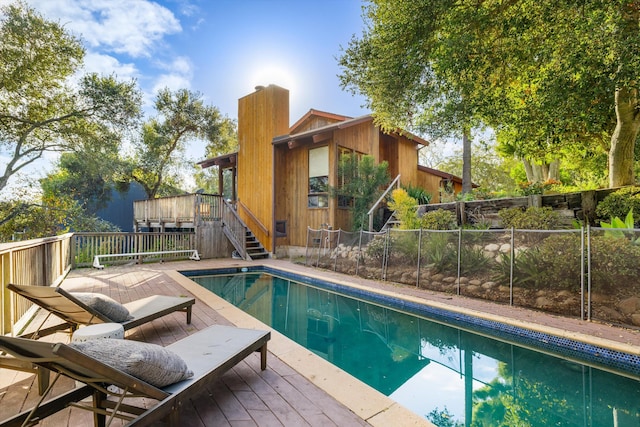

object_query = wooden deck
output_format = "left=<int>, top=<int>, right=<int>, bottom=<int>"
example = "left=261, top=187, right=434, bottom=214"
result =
left=0, top=260, right=379, bottom=427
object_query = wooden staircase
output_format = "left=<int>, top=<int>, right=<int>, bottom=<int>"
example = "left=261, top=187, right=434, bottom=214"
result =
left=245, top=230, right=269, bottom=259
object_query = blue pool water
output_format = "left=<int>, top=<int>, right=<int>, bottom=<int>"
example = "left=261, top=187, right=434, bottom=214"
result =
left=183, top=267, right=640, bottom=426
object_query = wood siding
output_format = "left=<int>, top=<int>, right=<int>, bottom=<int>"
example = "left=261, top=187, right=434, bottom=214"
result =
left=237, top=85, right=289, bottom=253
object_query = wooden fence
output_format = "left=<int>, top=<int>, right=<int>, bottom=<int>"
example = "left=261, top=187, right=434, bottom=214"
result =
left=421, top=188, right=620, bottom=227
left=0, top=234, right=73, bottom=335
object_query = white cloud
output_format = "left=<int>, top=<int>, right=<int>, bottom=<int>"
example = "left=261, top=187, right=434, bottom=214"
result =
left=31, top=0, right=181, bottom=58
left=83, top=52, right=139, bottom=80
left=151, top=56, right=193, bottom=94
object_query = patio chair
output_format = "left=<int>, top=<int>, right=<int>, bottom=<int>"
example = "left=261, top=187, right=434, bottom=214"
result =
left=3, top=284, right=196, bottom=394
left=7, top=283, right=195, bottom=338
left=0, top=324, right=270, bottom=427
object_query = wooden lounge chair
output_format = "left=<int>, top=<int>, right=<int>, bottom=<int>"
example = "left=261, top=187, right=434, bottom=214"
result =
left=4, top=284, right=196, bottom=395
left=7, top=283, right=195, bottom=337
left=0, top=325, right=270, bottom=427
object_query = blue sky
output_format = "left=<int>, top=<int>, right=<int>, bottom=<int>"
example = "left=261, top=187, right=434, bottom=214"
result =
left=12, top=0, right=371, bottom=163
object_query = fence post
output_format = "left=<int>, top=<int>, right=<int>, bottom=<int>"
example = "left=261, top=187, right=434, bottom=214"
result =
left=580, top=226, right=585, bottom=321
left=456, top=228, right=462, bottom=295
left=382, top=228, right=390, bottom=281
left=509, top=227, right=515, bottom=306
left=416, top=228, right=422, bottom=288
left=587, top=225, right=592, bottom=321
left=356, top=230, right=363, bottom=276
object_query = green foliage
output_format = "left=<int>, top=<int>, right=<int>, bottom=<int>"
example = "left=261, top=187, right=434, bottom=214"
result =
left=403, top=184, right=431, bottom=205
left=330, top=154, right=390, bottom=231
left=129, top=88, right=227, bottom=198
left=387, top=188, right=420, bottom=229
left=0, top=2, right=142, bottom=194
left=493, top=234, right=582, bottom=290
left=590, top=235, right=640, bottom=291
left=517, top=179, right=562, bottom=196
left=498, top=207, right=560, bottom=230
left=596, top=187, right=640, bottom=225
left=338, top=0, right=640, bottom=188
left=420, top=209, right=457, bottom=230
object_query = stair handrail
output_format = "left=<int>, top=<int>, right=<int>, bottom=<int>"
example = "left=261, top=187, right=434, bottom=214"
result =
left=367, top=174, right=401, bottom=231
left=237, top=200, right=270, bottom=237
left=221, top=199, right=248, bottom=259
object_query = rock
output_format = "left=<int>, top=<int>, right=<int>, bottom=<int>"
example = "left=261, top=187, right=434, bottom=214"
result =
left=499, top=243, right=511, bottom=253
left=443, top=276, right=457, bottom=283
left=469, top=279, right=482, bottom=286
left=482, top=281, right=496, bottom=290
left=465, top=285, right=481, bottom=294
left=535, top=296, right=553, bottom=308
left=457, top=277, right=469, bottom=284
left=631, top=313, right=640, bottom=327
left=431, top=273, right=445, bottom=281
left=598, top=306, right=625, bottom=322
left=618, top=297, right=640, bottom=315
left=485, top=243, right=499, bottom=252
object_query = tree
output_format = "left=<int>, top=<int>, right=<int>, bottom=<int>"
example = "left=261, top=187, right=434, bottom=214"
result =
left=193, top=117, right=238, bottom=193
left=330, top=153, right=389, bottom=231
left=129, top=88, right=229, bottom=199
left=0, top=2, right=141, bottom=194
left=41, top=131, right=129, bottom=215
left=339, top=1, right=640, bottom=188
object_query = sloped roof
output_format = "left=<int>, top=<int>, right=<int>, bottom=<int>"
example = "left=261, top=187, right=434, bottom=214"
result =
left=273, top=113, right=429, bottom=147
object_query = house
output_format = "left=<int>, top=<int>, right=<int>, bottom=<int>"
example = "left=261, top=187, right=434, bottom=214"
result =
left=198, top=84, right=463, bottom=258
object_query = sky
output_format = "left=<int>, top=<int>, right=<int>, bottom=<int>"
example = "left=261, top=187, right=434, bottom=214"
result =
left=8, top=0, right=372, bottom=167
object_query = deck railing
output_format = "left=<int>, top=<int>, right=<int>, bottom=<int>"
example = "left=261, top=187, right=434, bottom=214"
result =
left=0, top=234, right=73, bottom=335
left=73, top=232, right=196, bottom=268
left=133, top=193, right=224, bottom=225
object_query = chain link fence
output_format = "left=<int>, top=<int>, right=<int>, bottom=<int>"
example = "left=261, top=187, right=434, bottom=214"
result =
left=304, top=226, right=640, bottom=329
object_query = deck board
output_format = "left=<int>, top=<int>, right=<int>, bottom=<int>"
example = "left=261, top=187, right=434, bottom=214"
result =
left=0, top=261, right=375, bottom=427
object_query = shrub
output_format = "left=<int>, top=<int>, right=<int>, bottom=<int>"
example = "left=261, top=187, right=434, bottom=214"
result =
left=420, top=209, right=458, bottom=230
left=596, top=186, right=640, bottom=226
left=388, top=188, right=420, bottom=229
left=403, top=184, right=432, bottom=205
left=492, top=233, right=582, bottom=290
left=498, top=206, right=560, bottom=230
left=590, top=235, right=640, bottom=292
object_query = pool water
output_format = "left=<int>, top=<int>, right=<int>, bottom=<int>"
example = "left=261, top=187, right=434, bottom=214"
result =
left=188, top=271, right=640, bottom=426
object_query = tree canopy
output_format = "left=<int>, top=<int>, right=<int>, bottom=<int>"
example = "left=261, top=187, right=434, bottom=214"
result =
left=339, top=0, right=640, bottom=188
left=128, top=88, right=231, bottom=199
left=0, top=2, right=141, bottom=194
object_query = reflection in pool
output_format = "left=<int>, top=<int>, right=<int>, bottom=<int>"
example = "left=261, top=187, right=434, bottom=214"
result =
left=188, top=271, right=640, bottom=426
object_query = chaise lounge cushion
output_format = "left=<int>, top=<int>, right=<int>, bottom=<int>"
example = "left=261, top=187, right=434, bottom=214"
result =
left=69, top=339, right=194, bottom=387
left=71, top=292, right=133, bottom=322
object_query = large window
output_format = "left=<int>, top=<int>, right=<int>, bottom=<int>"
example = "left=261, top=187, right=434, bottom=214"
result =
left=308, top=146, right=329, bottom=208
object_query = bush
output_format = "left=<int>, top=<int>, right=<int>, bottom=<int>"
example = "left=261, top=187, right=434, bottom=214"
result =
left=596, top=186, right=640, bottom=226
left=403, top=184, right=432, bottom=205
left=420, top=209, right=458, bottom=230
left=388, top=188, right=420, bottom=230
left=590, top=235, right=640, bottom=292
left=498, top=206, right=560, bottom=230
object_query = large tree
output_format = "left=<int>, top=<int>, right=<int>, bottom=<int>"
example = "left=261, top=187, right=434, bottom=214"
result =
left=339, top=0, right=640, bottom=188
left=0, top=2, right=141, bottom=194
left=129, top=88, right=230, bottom=199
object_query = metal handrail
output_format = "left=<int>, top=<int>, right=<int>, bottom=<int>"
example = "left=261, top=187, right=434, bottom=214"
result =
left=367, top=174, right=401, bottom=231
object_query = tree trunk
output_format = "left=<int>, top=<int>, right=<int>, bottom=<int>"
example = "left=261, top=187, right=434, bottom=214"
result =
left=609, top=86, right=640, bottom=187
left=462, top=126, right=472, bottom=193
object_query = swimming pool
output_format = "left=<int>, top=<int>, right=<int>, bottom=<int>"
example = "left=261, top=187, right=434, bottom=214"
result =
left=183, top=266, right=640, bottom=426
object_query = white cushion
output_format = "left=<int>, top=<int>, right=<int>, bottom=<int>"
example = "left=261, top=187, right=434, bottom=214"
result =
left=71, top=292, right=133, bottom=322
left=69, top=338, right=194, bottom=388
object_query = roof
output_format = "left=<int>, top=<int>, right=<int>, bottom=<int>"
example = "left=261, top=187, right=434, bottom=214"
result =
left=418, top=165, right=477, bottom=187
left=289, top=109, right=352, bottom=134
left=273, top=114, right=430, bottom=148
left=197, top=152, right=237, bottom=169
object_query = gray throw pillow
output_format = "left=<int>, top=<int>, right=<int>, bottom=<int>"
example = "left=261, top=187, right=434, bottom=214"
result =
left=71, top=292, right=133, bottom=322
left=69, top=339, right=194, bottom=388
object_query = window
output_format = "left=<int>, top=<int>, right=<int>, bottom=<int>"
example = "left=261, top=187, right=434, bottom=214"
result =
left=308, top=146, right=329, bottom=208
